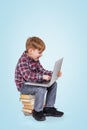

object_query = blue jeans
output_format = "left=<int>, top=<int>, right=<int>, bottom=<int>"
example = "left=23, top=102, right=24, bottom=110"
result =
left=20, top=82, right=57, bottom=112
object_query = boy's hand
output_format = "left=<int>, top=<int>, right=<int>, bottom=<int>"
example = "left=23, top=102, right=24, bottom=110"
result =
left=57, top=71, right=62, bottom=77
left=43, top=75, right=51, bottom=81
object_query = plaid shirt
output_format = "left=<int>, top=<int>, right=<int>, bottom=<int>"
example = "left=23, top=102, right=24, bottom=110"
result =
left=15, top=51, right=52, bottom=91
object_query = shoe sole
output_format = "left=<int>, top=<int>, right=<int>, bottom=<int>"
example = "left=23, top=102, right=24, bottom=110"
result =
left=44, top=113, right=64, bottom=117
left=33, top=115, right=46, bottom=121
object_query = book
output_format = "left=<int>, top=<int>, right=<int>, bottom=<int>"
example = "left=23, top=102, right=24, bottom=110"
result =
left=23, top=112, right=31, bottom=116
left=20, top=94, right=35, bottom=115
left=21, top=98, right=35, bottom=103
left=22, top=101, right=34, bottom=106
left=23, top=105, right=34, bottom=110
left=20, top=94, right=35, bottom=100
left=22, top=108, right=33, bottom=114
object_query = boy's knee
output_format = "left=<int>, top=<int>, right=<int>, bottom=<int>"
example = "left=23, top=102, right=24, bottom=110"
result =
left=37, top=87, right=46, bottom=95
left=49, top=82, right=57, bottom=91
left=52, top=82, right=57, bottom=88
left=54, top=81, right=57, bottom=86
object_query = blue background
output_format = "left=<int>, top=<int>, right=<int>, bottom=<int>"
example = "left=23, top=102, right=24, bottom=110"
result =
left=0, top=0, right=87, bottom=130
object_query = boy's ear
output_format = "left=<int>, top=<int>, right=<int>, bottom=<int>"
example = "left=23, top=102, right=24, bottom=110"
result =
left=28, top=48, right=33, bottom=53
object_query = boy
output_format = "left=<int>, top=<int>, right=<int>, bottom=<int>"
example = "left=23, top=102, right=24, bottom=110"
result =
left=15, top=36, right=64, bottom=121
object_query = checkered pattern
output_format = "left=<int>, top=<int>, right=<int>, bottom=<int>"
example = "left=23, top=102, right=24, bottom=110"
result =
left=15, top=51, right=52, bottom=91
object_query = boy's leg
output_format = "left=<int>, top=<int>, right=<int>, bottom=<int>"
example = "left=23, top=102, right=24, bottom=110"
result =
left=45, top=82, right=57, bottom=107
left=20, top=84, right=47, bottom=111
left=44, top=82, right=64, bottom=117
left=20, top=84, right=47, bottom=121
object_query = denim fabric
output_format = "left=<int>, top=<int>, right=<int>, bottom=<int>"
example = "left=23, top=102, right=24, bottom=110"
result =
left=20, top=82, right=57, bottom=112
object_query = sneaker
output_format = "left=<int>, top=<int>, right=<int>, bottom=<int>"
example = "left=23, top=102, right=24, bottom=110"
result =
left=32, top=110, right=46, bottom=121
left=43, top=107, right=64, bottom=117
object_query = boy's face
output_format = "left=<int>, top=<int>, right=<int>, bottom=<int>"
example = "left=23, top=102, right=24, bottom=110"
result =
left=28, top=48, right=43, bottom=61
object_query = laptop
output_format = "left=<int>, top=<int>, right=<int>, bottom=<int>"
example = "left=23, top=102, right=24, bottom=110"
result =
left=25, top=58, right=63, bottom=87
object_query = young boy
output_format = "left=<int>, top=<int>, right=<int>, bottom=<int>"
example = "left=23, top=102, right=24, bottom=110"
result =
left=15, top=36, right=64, bottom=121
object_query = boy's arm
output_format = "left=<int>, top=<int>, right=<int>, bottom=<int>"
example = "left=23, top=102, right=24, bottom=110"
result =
left=38, top=61, right=53, bottom=76
left=18, top=59, right=43, bottom=83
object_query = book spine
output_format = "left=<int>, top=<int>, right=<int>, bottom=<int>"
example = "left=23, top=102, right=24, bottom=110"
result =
left=22, top=108, right=33, bottom=114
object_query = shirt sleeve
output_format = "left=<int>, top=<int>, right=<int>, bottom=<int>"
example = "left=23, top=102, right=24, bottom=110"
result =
left=38, top=61, right=53, bottom=76
left=18, top=58, right=43, bottom=83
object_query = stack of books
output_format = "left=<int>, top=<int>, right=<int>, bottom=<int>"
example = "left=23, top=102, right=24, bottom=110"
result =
left=20, top=94, right=35, bottom=115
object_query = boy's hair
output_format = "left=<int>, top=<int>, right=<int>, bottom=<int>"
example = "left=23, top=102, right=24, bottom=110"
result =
left=26, top=37, right=46, bottom=52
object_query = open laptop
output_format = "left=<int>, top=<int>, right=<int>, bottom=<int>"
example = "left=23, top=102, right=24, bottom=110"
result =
left=25, top=58, right=63, bottom=87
